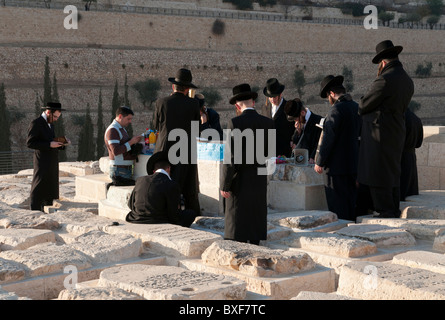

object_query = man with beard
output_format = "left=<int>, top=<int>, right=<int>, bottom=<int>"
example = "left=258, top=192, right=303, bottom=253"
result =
left=27, top=102, right=70, bottom=211
left=284, top=98, right=323, bottom=164
left=358, top=40, right=414, bottom=218
left=314, top=75, right=360, bottom=221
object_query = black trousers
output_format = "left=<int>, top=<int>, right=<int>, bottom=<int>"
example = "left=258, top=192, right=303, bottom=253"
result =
left=179, top=209, right=198, bottom=228
left=368, top=185, right=401, bottom=218
left=324, top=174, right=357, bottom=221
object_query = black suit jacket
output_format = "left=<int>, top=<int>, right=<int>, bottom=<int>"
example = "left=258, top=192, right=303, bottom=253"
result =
left=126, top=172, right=181, bottom=225
left=221, top=109, right=275, bottom=241
left=261, top=99, right=295, bottom=157
left=316, top=95, right=360, bottom=176
left=26, top=115, right=61, bottom=210
left=292, top=111, right=323, bottom=160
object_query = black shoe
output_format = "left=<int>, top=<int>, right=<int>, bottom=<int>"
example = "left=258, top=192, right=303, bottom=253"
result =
left=378, top=212, right=396, bottom=218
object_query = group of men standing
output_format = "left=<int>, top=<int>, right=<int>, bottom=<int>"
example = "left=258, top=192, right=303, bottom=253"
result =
left=26, top=40, right=422, bottom=246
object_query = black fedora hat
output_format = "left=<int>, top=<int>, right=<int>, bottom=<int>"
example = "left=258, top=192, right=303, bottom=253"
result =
left=146, top=151, right=170, bottom=175
left=41, top=102, right=65, bottom=111
left=284, top=99, right=304, bottom=122
left=372, top=40, right=403, bottom=64
left=319, top=75, right=344, bottom=98
left=263, top=78, right=285, bottom=97
left=168, top=68, right=197, bottom=88
left=229, top=83, right=258, bottom=105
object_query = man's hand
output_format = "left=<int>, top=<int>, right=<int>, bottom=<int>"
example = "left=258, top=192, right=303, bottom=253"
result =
left=129, top=135, right=143, bottom=145
left=220, top=190, right=231, bottom=199
left=50, top=141, right=63, bottom=148
left=201, top=112, right=208, bottom=124
left=314, top=164, right=323, bottom=174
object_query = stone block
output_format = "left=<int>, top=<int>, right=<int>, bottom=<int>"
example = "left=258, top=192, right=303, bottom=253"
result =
left=359, top=217, right=445, bottom=241
left=98, top=199, right=130, bottom=222
left=415, top=143, right=428, bottom=166
left=337, top=261, right=445, bottom=300
left=181, top=259, right=335, bottom=300
left=392, top=251, right=445, bottom=275
left=59, top=161, right=100, bottom=176
left=201, top=240, right=315, bottom=277
left=417, top=166, right=440, bottom=190
left=267, top=181, right=327, bottom=211
left=0, top=287, right=22, bottom=300
left=98, top=264, right=246, bottom=300
left=103, top=222, right=222, bottom=258
left=0, top=243, right=92, bottom=278
left=433, top=230, right=445, bottom=253
left=0, top=258, right=26, bottom=284
left=68, top=230, right=143, bottom=265
left=267, top=210, right=338, bottom=229
left=279, top=231, right=377, bottom=258
left=334, top=224, right=416, bottom=247
left=0, top=208, right=60, bottom=230
left=400, top=191, right=445, bottom=219
left=106, top=185, right=134, bottom=208
left=50, top=210, right=118, bottom=236
left=74, top=174, right=111, bottom=202
left=428, top=142, right=445, bottom=167
left=291, top=291, right=357, bottom=300
left=0, top=229, right=56, bottom=251
left=57, top=287, right=145, bottom=300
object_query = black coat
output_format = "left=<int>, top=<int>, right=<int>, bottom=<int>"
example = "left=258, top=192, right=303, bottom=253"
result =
left=400, top=108, right=423, bottom=201
left=26, top=115, right=61, bottom=211
left=126, top=172, right=181, bottom=225
left=261, top=99, right=295, bottom=157
left=292, top=111, right=323, bottom=160
left=358, top=60, right=414, bottom=188
left=153, top=92, right=201, bottom=214
left=316, top=95, right=360, bottom=175
left=220, top=109, right=275, bottom=241
left=200, top=107, right=223, bottom=141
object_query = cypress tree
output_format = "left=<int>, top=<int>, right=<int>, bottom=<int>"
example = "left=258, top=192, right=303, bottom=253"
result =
left=123, top=73, right=133, bottom=137
left=96, top=88, right=105, bottom=159
left=43, top=56, right=52, bottom=106
left=111, top=80, right=120, bottom=123
left=77, top=104, right=95, bottom=161
left=52, top=72, right=67, bottom=162
left=0, top=83, right=11, bottom=174
left=34, top=91, right=41, bottom=117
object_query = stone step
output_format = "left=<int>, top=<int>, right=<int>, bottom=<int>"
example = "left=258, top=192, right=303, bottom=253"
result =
left=392, top=250, right=445, bottom=274
left=400, top=191, right=445, bottom=219
left=74, top=174, right=111, bottom=202
left=337, top=260, right=445, bottom=300
left=98, top=199, right=129, bottom=222
left=97, top=264, right=247, bottom=300
left=0, top=229, right=56, bottom=251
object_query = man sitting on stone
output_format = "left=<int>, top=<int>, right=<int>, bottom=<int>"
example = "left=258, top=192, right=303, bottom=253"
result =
left=125, top=151, right=197, bottom=227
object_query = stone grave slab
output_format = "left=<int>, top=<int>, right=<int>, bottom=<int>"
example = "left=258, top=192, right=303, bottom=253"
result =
left=0, top=287, right=22, bottom=300
left=291, top=291, right=357, bottom=300
left=359, top=217, right=445, bottom=241
left=337, top=260, right=445, bottom=300
left=0, top=258, right=26, bottom=284
left=58, top=287, right=145, bottom=300
left=103, top=222, right=222, bottom=258
left=433, top=229, right=445, bottom=252
left=98, top=264, right=246, bottom=300
left=400, top=191, right=445, bottom=219
left=50, top=211, right=117, bottom=236
left=67, top=230, right=142, bottom=265
left=59, top=161, right=100, bottom=176
left=180, top=258, right=335, bottom=300
left=201, top=240, right=315, bottom=277
left=0, top=243, right=92, bottom=278
left=278, top=231, right=377, bottom=258
left=0, top=229, right=56, bottom=251
left=267, top=210, right=338, bottom=229
left=334, top=224, right=416, bottom=247
left=0, top=208, right=60, bottom=230
left=392, top=251, right=445, bottom=275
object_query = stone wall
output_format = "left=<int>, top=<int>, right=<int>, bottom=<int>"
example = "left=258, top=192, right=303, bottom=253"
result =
left=1, top=6, right=445, bottom=160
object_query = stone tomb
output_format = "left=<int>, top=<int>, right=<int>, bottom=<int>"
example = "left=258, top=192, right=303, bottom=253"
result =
left=83, top=264, right=247, bottom=300
left=181, top=240, right=335, bottom=300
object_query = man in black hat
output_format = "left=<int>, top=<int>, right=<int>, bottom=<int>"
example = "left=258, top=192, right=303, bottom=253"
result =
left=126, top=151, right=197, bottom=227
left=220, top=83, right=275, bottom=245
left=358, top=40, right=414, bottom=218
left=284, top=98, right=323, bottom=163
left=196, top=93, right=223, bottom=141
left=314, top=75, right=360, bottom=221
left=262, top=78, right=295, bottom=157
left=153, top=68, right=201, bottom=217
left=27, top=102, right=70, bottom=211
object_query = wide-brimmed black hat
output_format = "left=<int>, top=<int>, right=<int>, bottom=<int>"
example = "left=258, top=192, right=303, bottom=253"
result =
left=229, top=83, right=258, bottom=105
left=284, top=99, right=304, bottom=122
left=319, top=75, right=344, bottom=98
left=372, top=40, right=403, bottom=64
left=146, top=151, right=170, bottom=175
left=195, top=93, right=205, bottom=109
left=263, top=78, right=285, bottom=97
left=41, top=102, right=65, bottom=111
left=168, top=68, right=197, bottom=88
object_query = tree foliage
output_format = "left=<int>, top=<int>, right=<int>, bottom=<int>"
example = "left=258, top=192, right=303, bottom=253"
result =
left=132, top=78, right=161, bottom=109
left=77, top=104, right=96, bottom=161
